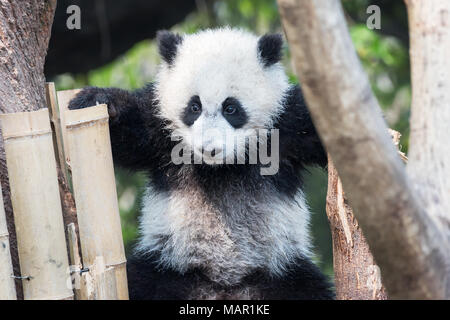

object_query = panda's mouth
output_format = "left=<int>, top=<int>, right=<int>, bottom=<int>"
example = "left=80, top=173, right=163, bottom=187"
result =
left=209, top=149, right=218, bottom=157
left=199, top=147, right=225, bottom=165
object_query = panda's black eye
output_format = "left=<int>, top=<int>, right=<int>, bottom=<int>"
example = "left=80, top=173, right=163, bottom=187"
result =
left=191, top=102, right=201, bottom=113
left=224, top=105, right=236, bottom=115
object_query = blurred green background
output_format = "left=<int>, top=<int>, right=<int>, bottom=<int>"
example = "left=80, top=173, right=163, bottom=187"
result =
left=53, top=0, right=411, bottom=280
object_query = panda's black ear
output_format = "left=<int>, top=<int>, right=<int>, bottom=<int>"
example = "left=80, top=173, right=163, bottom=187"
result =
left=157, top=30, right=183, bottom=66
left=257, top=33, right=283, bottom=67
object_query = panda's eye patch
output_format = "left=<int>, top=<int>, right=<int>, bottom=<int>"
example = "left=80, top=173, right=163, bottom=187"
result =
left=222, top=97, right=248, bottom=128
left=182, top=95, right=202, bottom=126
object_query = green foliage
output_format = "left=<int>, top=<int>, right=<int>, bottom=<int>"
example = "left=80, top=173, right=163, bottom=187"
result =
left=303, top=167, right=334, bottom=277
left=350, top=24, right=411, bottom=150
left=115, top=169, right=147, bottom=254
left=53, top=0, right=412, bottom=278
left=214, top=0, right=280, bottom=32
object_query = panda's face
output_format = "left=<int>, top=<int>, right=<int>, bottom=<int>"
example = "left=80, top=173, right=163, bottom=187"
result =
left=155, top=28, right=289, bottom=163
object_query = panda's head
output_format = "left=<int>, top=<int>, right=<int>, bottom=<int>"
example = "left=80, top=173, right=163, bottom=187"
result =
left=155, top=28, right=289, bottom=164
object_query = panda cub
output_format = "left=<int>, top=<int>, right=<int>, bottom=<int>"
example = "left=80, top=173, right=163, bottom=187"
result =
left=69, top=28, right=334, bottom=300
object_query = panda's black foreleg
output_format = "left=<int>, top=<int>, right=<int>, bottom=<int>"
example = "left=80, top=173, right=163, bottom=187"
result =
left=276, top=85, right=327, bottom=169
left=245, top=258, right=335, bottom=300
left=68, top=85, right=169, bottom=171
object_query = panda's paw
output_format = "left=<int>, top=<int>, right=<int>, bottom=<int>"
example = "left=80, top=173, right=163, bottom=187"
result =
left=68, top=87, right=119, bottom=120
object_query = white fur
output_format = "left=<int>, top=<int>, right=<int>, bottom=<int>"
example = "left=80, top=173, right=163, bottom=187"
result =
left=155, top=28, right=289, bottom=160
left=137, top=183, right=311, bottom=285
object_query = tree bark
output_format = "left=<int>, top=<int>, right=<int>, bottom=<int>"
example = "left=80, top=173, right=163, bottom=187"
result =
left=0, top=0, right=57, bottom=298
left=326, top=157, right=387, bottom=300
left=278, top=0, right=449, bottom=299
left=405, top=0, right=450, bottom=255
left=326, top=130, right=405, bottom=300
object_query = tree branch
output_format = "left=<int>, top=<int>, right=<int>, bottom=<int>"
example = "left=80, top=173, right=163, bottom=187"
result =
left=277, top=0, right=449, bottom=299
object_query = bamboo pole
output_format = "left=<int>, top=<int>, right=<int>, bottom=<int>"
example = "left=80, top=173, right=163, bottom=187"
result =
left=46, top=83, right=81, bottom=281
left=65, top=104, right=128, bottom=300
left=0, top=109, right=73, bottom=300
left=0, top=180, right=16, bottom=300
left=66, top=223, right=85, bottom=299
left=56, top=89, right=81, bottom=166
left=46, top=83, right=71, bottom=187
left=46, top=83, right=81, bottom=297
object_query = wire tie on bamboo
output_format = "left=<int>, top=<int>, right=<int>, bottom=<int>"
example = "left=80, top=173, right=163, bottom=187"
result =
left=12, top=275, right=32, bottom=281
left=70, top=267, right=90, bottom=275
left=80, top=268, right=90, bottom=274
left=79, top=260, right=126, bottom=275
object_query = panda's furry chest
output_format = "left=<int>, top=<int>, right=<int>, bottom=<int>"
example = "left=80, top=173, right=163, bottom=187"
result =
left=137, top=168, right=311, bottom=286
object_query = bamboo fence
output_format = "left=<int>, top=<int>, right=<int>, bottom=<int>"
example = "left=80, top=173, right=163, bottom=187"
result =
left=0, top=109, right=73, bottom=300
left=0, top=83, right=128, bottom=300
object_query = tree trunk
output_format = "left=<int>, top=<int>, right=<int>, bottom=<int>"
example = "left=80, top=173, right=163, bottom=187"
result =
left=326, top=131, right=407, bottom=300
left=326, top=156, right=387, bottom=300
left=278, top=0, right=449, bottom=299
left=405, top=0, right=450, bottom=253
left=0, top=0, right=57, bottom=298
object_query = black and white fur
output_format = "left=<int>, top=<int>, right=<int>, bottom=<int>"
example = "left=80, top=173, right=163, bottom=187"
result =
left=69, top=28, right=334, bottom=300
